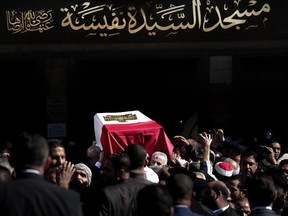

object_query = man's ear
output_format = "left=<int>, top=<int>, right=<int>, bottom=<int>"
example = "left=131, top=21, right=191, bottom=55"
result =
left=144, top=158, right=149, bottom=167
left=44, top=156, right=52, bottom=173
left=241, top=188, right=247, bottom=197
left=216, top=190, right=222, bottom=197
left=144, top=153, right=149, bottom=167
left=117, top=168, right=126, bottom=180
left=273, top=190, right=278, bottom=202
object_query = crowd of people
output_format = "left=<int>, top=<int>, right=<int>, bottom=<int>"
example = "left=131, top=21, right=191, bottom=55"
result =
left=0, top=126, right=288, bottom=216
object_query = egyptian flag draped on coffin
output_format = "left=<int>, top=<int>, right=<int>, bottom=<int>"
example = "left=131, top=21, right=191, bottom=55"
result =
left=94, top=110, right=174, bottom=159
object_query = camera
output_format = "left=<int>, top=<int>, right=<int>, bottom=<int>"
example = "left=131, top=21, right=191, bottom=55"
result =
left=258, top=146, right=269, bottom=158
left=208, top=128, right=216, bottom=134
left=207, top=128, right=216, bottom=138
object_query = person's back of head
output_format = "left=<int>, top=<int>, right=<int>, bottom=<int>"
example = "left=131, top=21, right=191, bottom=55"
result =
left=137, top=184, right=174, bottom=216
left=110, top=151, right=131, bottom=171
left=211, top=180, right=230, bottom=201
left=166, top=173, right=194, bottom=206
left=11, top=132, right=49, bottom=174
left=246, top=172, right=276, bottom=208
left=192, top=171, right=209, bottom=201
left=203, top=180, right=231, bottom=212
left=124, top=143, right=147, bottom=170
left=102, top=151, right=131, bottom=184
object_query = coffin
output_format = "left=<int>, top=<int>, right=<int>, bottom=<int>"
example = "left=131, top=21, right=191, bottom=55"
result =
left=94, top=110, right=174, bottom=159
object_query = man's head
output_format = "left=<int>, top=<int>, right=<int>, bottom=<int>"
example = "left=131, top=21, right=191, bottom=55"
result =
left=11, top=132, right=49, bottom=174
left=102, top=152, right=131, bottom=185
left=48, top=139, right=66, bottom=168
left=124, top=143, right=147, bottom=171
left=245, top=172, right=276, bottom=208
left=202, top=180, right=230, bottom=211
left=69, top=163, right=92, bottom=192
left=86, top=144, right=102, bottom=167
left=240, top=150, right=259, bottom=177
left=73, top=163, right=92, bottom=186
left=150, top=151, right=168, bottom=166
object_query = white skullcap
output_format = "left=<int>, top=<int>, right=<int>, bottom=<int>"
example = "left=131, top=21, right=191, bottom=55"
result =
left=74, top=163, right=92, bottom=186
left=214, top=161, right=233, bottom=177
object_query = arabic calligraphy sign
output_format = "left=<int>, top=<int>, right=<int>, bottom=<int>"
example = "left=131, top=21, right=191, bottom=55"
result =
left=1, top=0, right=288, bottom=43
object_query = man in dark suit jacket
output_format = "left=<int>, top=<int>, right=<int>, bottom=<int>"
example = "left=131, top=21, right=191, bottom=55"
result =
left=246, top=172, right=279, bottom=216
left=202, top=180, right=240, bottom=216
left=84, top=143, right=153, bottom=216
left=165, top=172, right=202, bottom=216
left=0, top=132, right=83, bottom=216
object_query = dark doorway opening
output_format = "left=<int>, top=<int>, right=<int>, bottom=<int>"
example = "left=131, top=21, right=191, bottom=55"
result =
left=0, top=58, right=46, bottom=142
left=68, top=57, right=201, bottom=144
